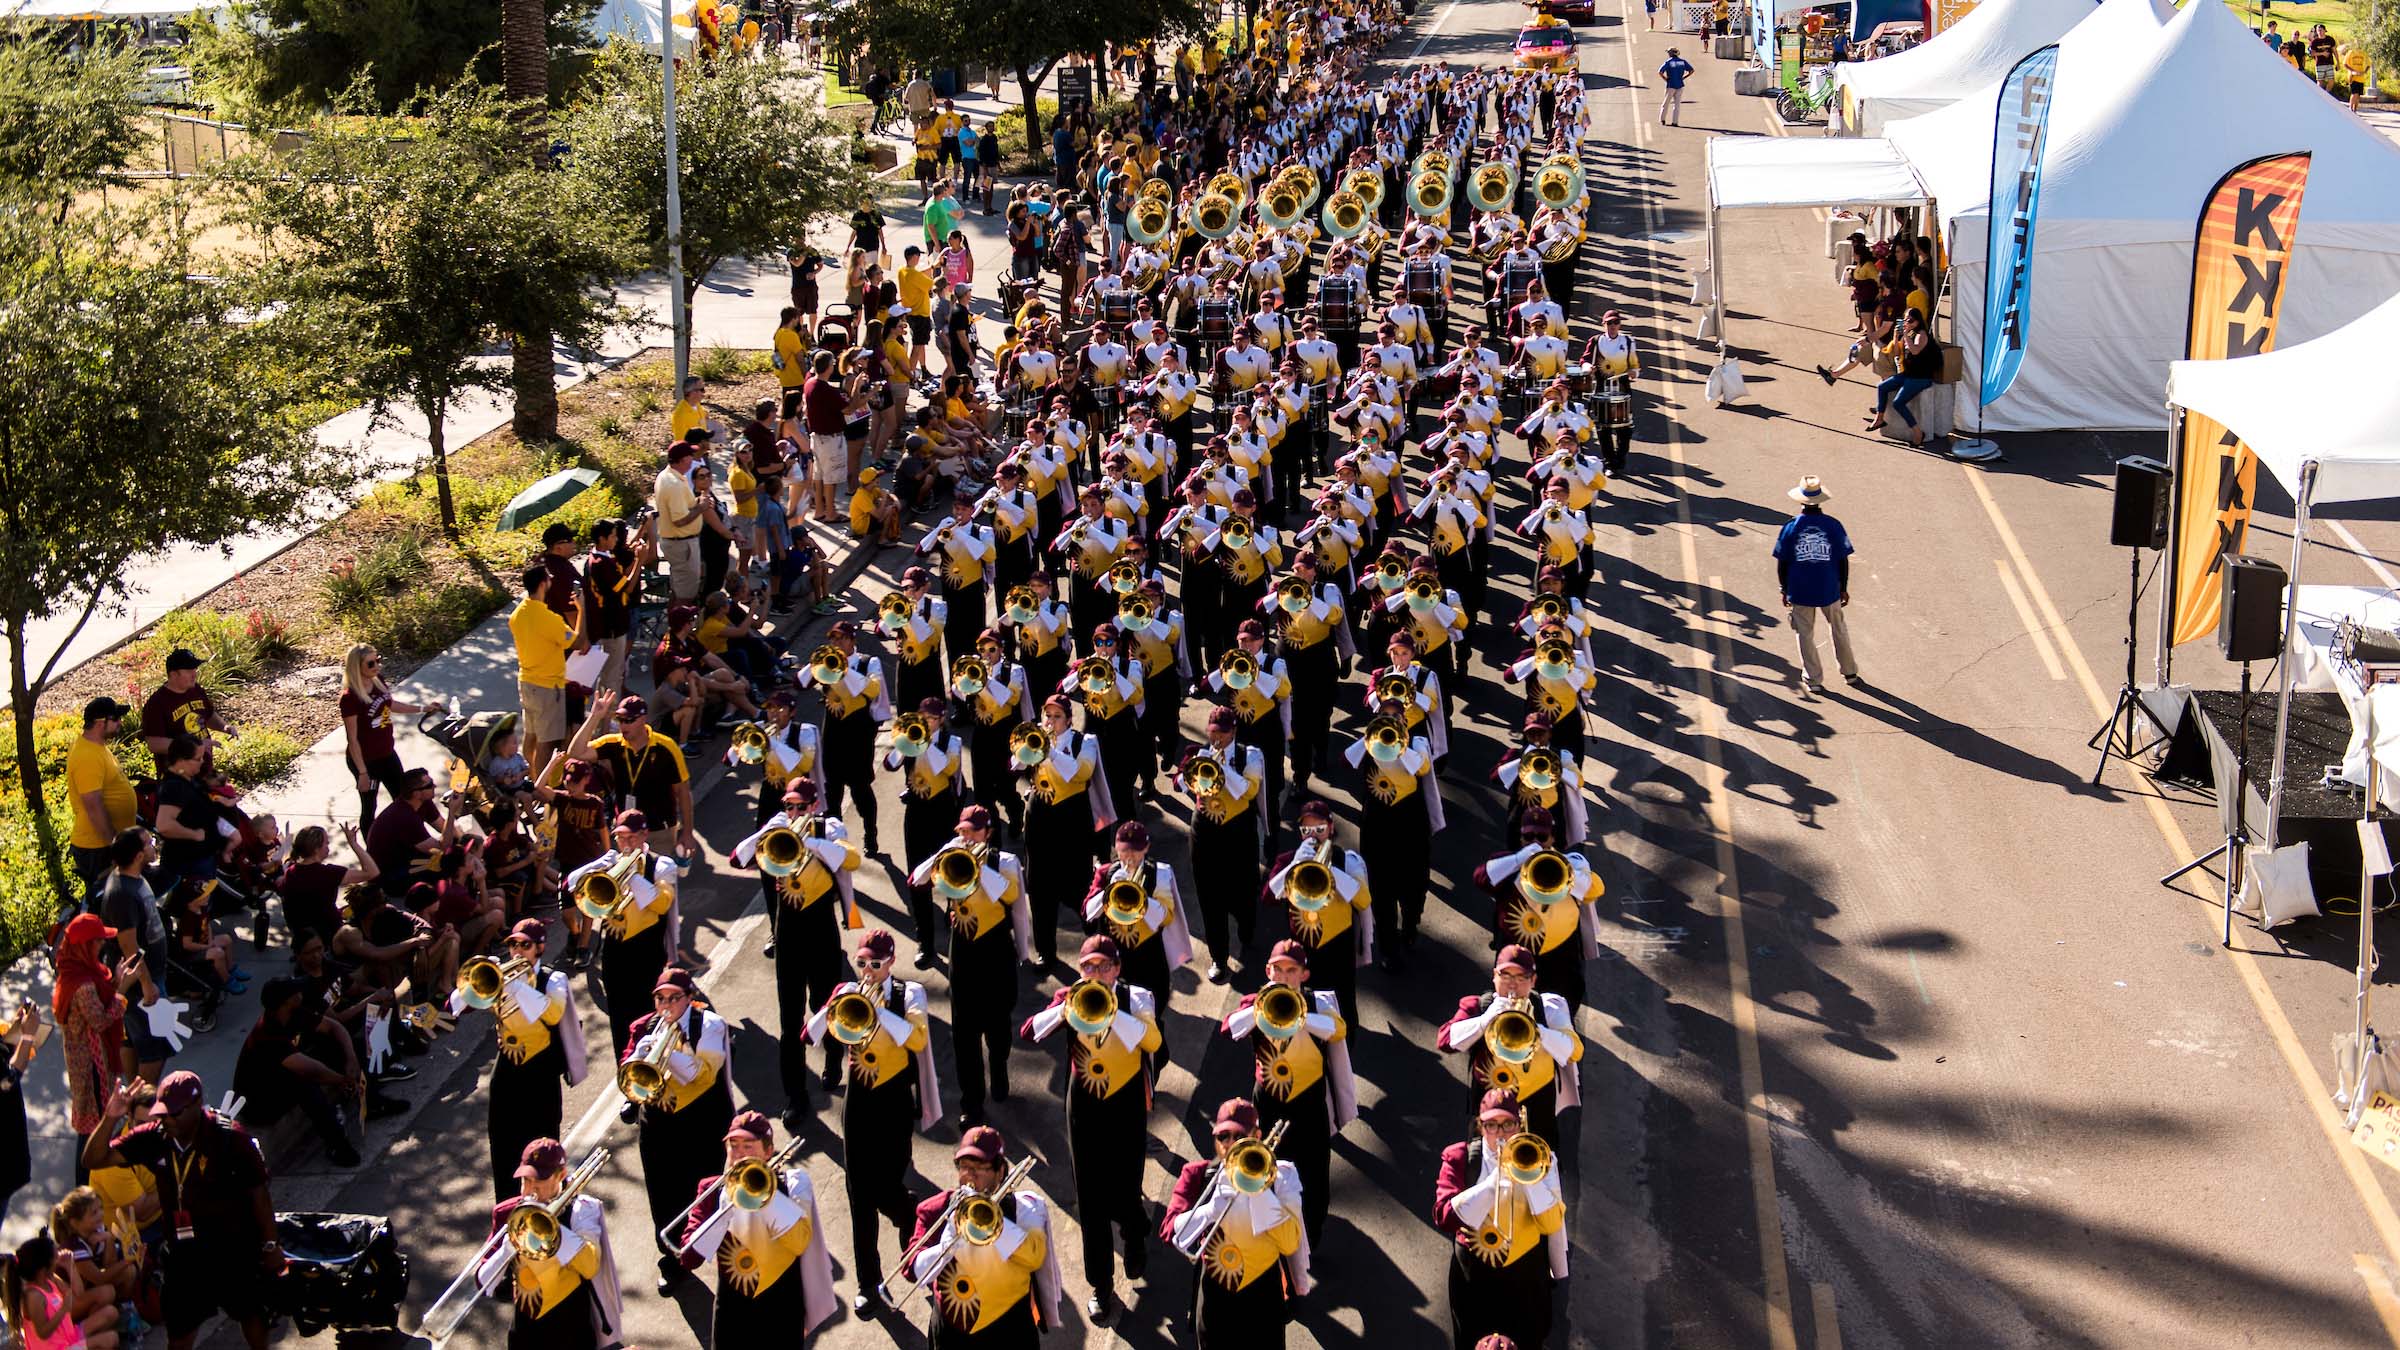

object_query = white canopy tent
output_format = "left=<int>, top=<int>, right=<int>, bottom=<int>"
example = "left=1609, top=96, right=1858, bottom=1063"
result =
left=1884, top=0, right=2400, bottom=432
left=1833, top=0, right=2100, bottom=135
left=1702, top=135, right=1929, bottom=345
left=585, top=0, right=696, bottom=51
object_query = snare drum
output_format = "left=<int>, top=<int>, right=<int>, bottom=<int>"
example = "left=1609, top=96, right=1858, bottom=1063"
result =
left=1100, top=290, right=1137, bottom=326
left=1600, top=378, right=1632, bottom=429
left=1563, top=362, right=1592, bottom=397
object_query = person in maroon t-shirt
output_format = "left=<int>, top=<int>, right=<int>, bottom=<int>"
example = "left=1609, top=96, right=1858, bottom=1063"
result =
left=141, top=648, right=232, bottom=775
left=801, top=349, right=859, bottom=522
left=338, top=644, right=441, bottom=829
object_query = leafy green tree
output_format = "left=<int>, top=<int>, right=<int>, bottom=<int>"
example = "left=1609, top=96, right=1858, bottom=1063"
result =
left=502, top=0, right=564, bottom=442
left=191, top=0, right=601, bottom=114
left=2360, top=4, right=2400, bottom=100
left=235, top=80, right=644, bottom=530
left=0, top=40, right=147, bottom=209
left=0, top=194, right=360, bottom=897
left=560, top=42, right=866, bottom=339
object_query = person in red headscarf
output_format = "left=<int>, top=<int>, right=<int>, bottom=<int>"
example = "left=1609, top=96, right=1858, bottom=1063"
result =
left=53, top=912, right=132, bottom=1145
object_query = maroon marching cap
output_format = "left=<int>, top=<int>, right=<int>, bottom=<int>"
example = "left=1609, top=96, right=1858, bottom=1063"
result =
left=724, top=1111, right=774, bottom=1145
left=508, top=917, right=548, bottom=948
left=1236, top=618, right=1266, bottom=639
left=902, top=566, right=933, bottom=587
left=855, top=929, right=898, bottom=962
left=783, top=776, right=820, bottom=805
left=1495, top=944, right=1537, bottom=975
left=916, top=696, right=947, bottom=715
left=955, top=1124, right=1007, bottom=1163
left=1078, top=933, right=1124, bottom=965
left=614, top=694, right=650, bottom=718
left=1115, top=820, right=1151, bottom=849
left=515, top=1138, right=568, bottom=1179
left=766, top=689, right=797, bottom=709
left=653, top=967, right=697, bottom=997
left=1268, top=938, right=1313, bottom=969
left=1522, top=710, right=1555, bottom=733
left=828, top=620, right=859, bottom=640
left=977, top=627, right=1006, bottom=646
left=1231, top=488, right=1257, bottom=508
left=1476, top=1337, right=1522, bottom=1350
left=614, top=808, right=649, bottom=833
left=1212, top=1099, right=1262, bottom=1137
left=1387, top=631, right=1419, bottom=651
left=1299, top=799, right=1333, bottom=823
left=1536, top=565, right=1566, bottom=583
left=151, top=1070, right=204, bottom=1117
left=1519, top=806, right=1555, bottom=837
left=1478, top=1088, right=1524, bottom=1123
left=958, top=804, right=996, bottom=832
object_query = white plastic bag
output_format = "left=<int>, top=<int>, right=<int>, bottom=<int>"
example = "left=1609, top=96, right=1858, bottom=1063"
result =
left=1688, top=267, right=1711, bottom=307
left=1704, top=357, right=1747, bottom=406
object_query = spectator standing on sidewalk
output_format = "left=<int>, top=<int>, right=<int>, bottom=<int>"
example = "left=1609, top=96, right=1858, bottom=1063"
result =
left=935, top=97, right=964, bottom=173
left=583, top=519, right=646, bottom=696
left=66, top=697, right=137, bottom=892
left=53, top=911, right=131, bottom=1150
left=850, top=199, right=888, bottom=271
left=902, top=69, right=935, bottom=127
left=2341, top=40, right=2371, bottom=112
left=801, top=351, right=856, bottom=522
left=1659, top=48, right=1694, bottom=126
left=958, top=119, right=985, bottom=209
left=1773, top=475, right=1860, bottom=696
left=509, top=563, right=584, bottom=775
left=654, top=439, right=707, bottom=601
left=140, top=648, right=233, bottom=776
left=339, top=646, right=439, bottom=830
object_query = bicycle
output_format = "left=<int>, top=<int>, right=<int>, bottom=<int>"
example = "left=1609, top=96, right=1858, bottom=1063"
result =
left=1773, top=70, right=1838, bottom=125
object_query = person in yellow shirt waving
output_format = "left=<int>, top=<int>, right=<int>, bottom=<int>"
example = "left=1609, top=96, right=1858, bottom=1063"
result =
left=509, top=563, right=585, bottom=775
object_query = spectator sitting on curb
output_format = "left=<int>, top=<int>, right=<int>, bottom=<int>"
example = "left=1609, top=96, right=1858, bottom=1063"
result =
left=232, top=976, right=369, bottom=1166
left=335, top=881, right=459, bottom=1005
left=650, top=655, right=709, bottom=745
left=851, top=466, right=903, bottom=543
left=364, top=766, right=467, bottom=894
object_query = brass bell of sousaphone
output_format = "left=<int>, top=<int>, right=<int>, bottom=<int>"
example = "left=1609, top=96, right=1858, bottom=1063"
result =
left=1322, top=189, right=1369, bottom=238
left=1343, top=165, right=1385, bottom=213
left=1469, top=161, right=1517, bottom=213
left=1207, top=171, right=1250, bottom=211
left=1536, top=155, right=1584, bottom=209
left=1192, top=192, right=1239, bottom=240
left=1130, top=194, right=1173, bottom=246
left=1409, top=170, right=1452, bottom=220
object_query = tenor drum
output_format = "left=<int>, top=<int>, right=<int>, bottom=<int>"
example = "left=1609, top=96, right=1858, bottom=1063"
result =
left=1100, top=290, right=1137, bottom=326
left=1600, top=379, right=1632, bottom=429
left=1563, top=362, right=1592, bottom=397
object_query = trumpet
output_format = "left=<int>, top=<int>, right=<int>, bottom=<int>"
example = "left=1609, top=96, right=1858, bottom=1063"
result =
left=1519, top=747, right=1560, bottom=793
left=892, top=711, right=933, bottom=757
left=419, top=1147, right=612, bottom=1341
left=1535, top=637, right=1574, bottom=672
left=1219, top=648, right=1257, bottom=689
left=1102, top=877, right=1149, bottom=929
left=1521, top=848, right=1575, bottom=903
left=1363, top=715, right=1408, bottom=760
left=879, top=1155, right=1039, bottom=1310
left=1180, top=1120, right=1292, bottom=1259
left=1404, top=575, right=1440, bottom=605
left=619, top=1019, right=686, bottom=1105
left=1076, top=656, right=1115, bottom=698
left=1275, top=577, right=1312, bottom=613
left=1529, top=593, right=1568, bottom=623
left=574, top=852, right=646, bottom=926
left=951, top=655, right=989, bottom=696
left=1003, top=584, right=1037, bottom=622
left=1220, top=515, right=1255, bottom=551
left=1119, top=596, right=1155, bottom=629
left=930, top=846, right=982, bottom=900
left=807, top=644, right=847, bottom=687
left=1255, top=982, right=1308, bottom=1039
left=1009, top=722, right=1051, bottom=767
left=1185, top=750, right=1224, bottom=797
left=457, top=955, right=535, bottom=1011
left=1063, top=979, right=1118, bottom=1037
left=1284, top=859, right=1335, bottom=914
left=1373, top=556, right=1409, bottom=590
left=755, top=825, right=805, bottom=878
left=1374, top=670, right=1417, bottom=707
left=663, top=1137, right=809, bottom=1256
left=729, top=721, right=770, bottom=765
left=877, top=591, right=914, bottom=634
left=826, top=985, right=882, bottom=1045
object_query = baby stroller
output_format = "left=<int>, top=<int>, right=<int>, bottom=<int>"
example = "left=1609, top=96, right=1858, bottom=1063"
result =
left=264, top=1212, right=409, bottom=1341
left=418, top=708, right=537, bottom=825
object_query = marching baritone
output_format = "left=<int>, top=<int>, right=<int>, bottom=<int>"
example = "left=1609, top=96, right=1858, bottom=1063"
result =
left=674, top=1111, right=837, bottom=1344
left=563, top=809, right=681, bottom=1055
left=804, top=929, right=945, bottom=1314
left=910, top=805, right=1034, bottom=1126
left=886, top=568, right=951, bottom=714
left=903, top=1125, right=1066, bottom=1348
left=1474, top=811, right=1602, bottom=1013
left=888, top=696, right=972, bottom=959
left=730, top=778, right=862, bottom=1122
left=1019, top=935, right=1163, bottom=1326
left=1209, top=620, right=1294, bottom=843
left=1437, top=946, right=1583, bottom=1152
left=1084, top=821, right=1194, bottom=1020
left=796, top=621, right=891, bottom=853
left=622, top=967, right=734, bottom=1295
left=1161, top=1100, right=1314, bottom=1347
left=453, top=918, right=590, bottom=1203
left=1219, top=942, right=1356, bottom=1242
left=1262, top=800, right=1374, bottom=1027
left=1433, top=1088, right=1569, bottom=1350
left=1495, top=712, right=1589, bottom=847
left=1509, top=623, right=1598, bottom=764
left=1346, top=699, right=1445, bottom=969
left=492, top=1139, right=626, bottom=1350
left=1001, top=573, right=1073, bottom=709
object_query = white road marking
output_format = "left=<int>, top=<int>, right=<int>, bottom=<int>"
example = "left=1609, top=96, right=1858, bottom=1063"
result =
left=1409, top=0, right=1463, bottom=59
left=2330, top=519, right=2400, bottom=592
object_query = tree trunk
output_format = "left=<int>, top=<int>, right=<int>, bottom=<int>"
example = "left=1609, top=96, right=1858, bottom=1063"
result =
left=501, top=0, right=559, bottom=443
left=1017, top=67, right=1045, bottom=162
left=7, top=619, right=71, bottom=909
left=427, top=400, right=458, bottom=533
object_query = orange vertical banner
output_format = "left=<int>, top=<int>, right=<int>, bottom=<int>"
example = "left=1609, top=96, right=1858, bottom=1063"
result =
left=2169, top=152, right=2312, bottom=648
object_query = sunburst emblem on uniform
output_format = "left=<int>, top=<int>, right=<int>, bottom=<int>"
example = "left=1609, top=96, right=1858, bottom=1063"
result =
left=849, top=1047, right=881, bottom=1083
left=1206, top=1232, right=1249, bottom=1287
left=724, top=1244, right=765, bottom=1295
left=1505, top=899, right=1546, bottom=947
left=1075, top=1044, right=1113, bottom=1095
left=1367, top=772, right=1401, bottom=805
left=940, top=1271, right=981, bottom=1327
left=1473, top=1223, right=1510, bottom=1266
left=500, top=1031, right=531, bottom=1064
left=1486, top=1060, right=1518, bottom=1092
left=1260, top=1044, right=1297, bottom=1100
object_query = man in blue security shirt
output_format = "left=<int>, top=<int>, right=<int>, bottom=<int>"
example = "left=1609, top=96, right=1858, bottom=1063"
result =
left=1659, top=47, right=1696, bottom=126
left=1773, top=475, right=1860, bottom=694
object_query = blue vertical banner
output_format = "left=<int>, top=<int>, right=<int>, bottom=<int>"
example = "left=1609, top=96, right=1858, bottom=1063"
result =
left=1979, top=44, right=2059, bottom=409
left=1752, top=0, right=1774, bottom=64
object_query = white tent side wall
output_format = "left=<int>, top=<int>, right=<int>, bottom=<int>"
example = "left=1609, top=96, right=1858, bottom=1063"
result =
left=1835, top=0, right=2125, bottom=136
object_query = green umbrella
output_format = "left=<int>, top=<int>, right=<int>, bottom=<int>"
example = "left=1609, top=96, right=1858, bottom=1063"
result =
left=497, top=468, right=603, bottom=532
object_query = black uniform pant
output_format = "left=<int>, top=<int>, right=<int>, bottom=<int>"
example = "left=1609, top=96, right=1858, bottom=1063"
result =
left=902, top=788, right=966, bottom=949
left=509, top=1281, right=596, bottom=1350
left=1191, top=814, right=1262, bottom=960
left=1183, top=563, right=1223, bottom=676
left=933, top=1293, right=1040, bottom=1348
left=1092, top=713, right=1146, bottom=853
left=1360, top=795, right=1432, bottom=944
left=1257, top=1080, right=1331, bottom=1242
left=969, top=721, right=1026, bottom=836
left=713, top=1254, right=812, bottom=1345
left=950, top=931, right=1017, bottom=1117
left=776, top=898, right=846, bottom=1104
left=1447, top=1243, right=1555, bottom=1349
left=638, top=1086, right=734, bottom=1262
left=1195, top=1264, right=1289, bottom=1346
left=1025, top=790, right=1095, bottom=962
left=488, top=1048, right=564, bottom=1204
left=1599, top=412, right=1634, bottom=476
left=1299, top=925, right=1359, bottom=1029
left=1283, top=642, right=1339, bottom=790
left=896, top=656, right=944, bottom=716
left=822, top=720, right=880, bottom=847
left=844, top=1074, right=920, bottom=1289
left=1068, top=1083, right=1151, bottom=1289
left=1234, top=718, right=1287, bottom=844
left=1140, top=682, right=1184, bottom=791
left=600, top=927, right=669, bottom=1058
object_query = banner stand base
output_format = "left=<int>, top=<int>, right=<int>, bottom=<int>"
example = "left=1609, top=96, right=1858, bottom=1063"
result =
left=1950, top=437, right=2002, bottom=462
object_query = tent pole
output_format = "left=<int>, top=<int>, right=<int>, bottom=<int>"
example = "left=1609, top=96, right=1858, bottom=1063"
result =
left=2264, top=458, right=2318, bottom=849
left=2153, top=408, right=2184, bottom=689
left=1709, top=199, right=1725, bottom=347
left=2359, top=695, right=2379, bottom=1065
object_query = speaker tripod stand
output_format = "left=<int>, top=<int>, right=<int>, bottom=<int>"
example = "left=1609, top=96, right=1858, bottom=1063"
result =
left=2091, top=546, right=2173, bottom=785
left=2159, top=658, right=2256, bottom=945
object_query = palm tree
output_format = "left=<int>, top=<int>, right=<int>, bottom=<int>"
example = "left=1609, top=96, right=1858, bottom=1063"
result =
left=501, top=0, right=559, bottom=441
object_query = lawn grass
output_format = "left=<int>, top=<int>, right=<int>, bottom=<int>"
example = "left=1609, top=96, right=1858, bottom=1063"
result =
left=817, top=60, right=868, bottom=108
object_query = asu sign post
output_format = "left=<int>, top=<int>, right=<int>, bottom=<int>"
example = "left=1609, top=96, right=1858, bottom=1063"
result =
left=2166, top=153, right=2312, bottom=649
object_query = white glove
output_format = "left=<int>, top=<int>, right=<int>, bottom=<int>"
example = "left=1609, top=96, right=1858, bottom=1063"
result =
left=364, top=1009, right=394, bottom=1075
left=1536, top=1025, right=1576, bottom=1064
left=1304, top=1012, right=1338, bottom=1039
left=145, top=997, right=194, bottom=1052
left=1110, top=1010, right=1146, bottom=1051
left=505, top=979, right=550, bottom=1024
left=1444, top=1007, right=1495, bottom=1048
left=217, top=1090, right=246, bottom=1118
left=876, top=1008, right=913, bottom=1046
left=1448, top=1175, right=1501, bottom=1229
left=666, top=1051, right=699, bottom=1084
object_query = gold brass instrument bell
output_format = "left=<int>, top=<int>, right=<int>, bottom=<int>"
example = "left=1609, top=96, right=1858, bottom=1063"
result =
left=456, top=954, right=533, bottom=1011
left=1283, top=859, right=1335, bottom=913
left=755, top=825, right=805, bottom=878
left=729, top=721, right=770, bottom=765
left=618, top=1020, right=685, bottom=1104
left=1102, top=878, right=1149, bottom=928
left=826, top=987, right=881, bottom=1045
left=1064, top=979, right=1118, bottom=1036
left=1255, top=982, right=1308, bottom=1039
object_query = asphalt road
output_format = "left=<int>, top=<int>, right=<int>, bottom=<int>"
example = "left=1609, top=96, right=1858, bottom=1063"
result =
left=247, top=1, right=2400, bottom=1347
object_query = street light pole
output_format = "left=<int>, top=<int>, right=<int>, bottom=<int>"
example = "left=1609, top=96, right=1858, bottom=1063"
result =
left=662, top=0, right=688, bottom=388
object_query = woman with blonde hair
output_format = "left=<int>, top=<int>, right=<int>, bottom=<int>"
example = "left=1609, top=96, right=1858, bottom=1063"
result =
left=339, top=643, right=441, bottom=829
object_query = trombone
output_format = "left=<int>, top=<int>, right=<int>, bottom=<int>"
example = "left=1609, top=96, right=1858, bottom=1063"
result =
left=1218, top=649, right=1257, bottom=688
left=419, top=1147, right=611, bottom=1341
left=456, top=955, right=534, bottom=1012
left=929, top=846, right=982, bottom=899
left=1185, top=748, right=1224, bottom=797
left=805, top=644, right=846, bottom=686
left=1363, top=715, right=1409, bottom=761
left=663, top=1137, right=809, bottom=1256
left=951, top=655, right=989, bottom=696
left=877, top=591, right=915, bottom=635
left=1484, top=1112, right=1555, bottom=1258
left=618, top=1019, right=686, bottom=1106
left=1518, top=748, right=1560, bottom=793
left=825, top=985, right=883, bottom=1045
left=1009, top=721, right=1051, bottom=766
left=754, top=825, right=805, bottom=878
left=1179, top=1119, right=1292, bottom=1259
left=1062, top=979, right=1118, bottom=1037
left=1255, top=982, right=1309, bottom=1038
left=878, top=1154, right=1040, bottom=1310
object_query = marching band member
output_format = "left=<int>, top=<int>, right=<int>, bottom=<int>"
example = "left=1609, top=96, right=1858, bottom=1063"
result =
left=458, top=918, right=588, bottom=1203
left=1219, top=947, right=1355, bottom=1243
left=1213, top=326, right=1275, bottom=428
left=911, top=804, right=1033, bottom=1125
left=674, top=1111, right=836, bottom=1343
left=1371, top=627, right=1455, bottom=767
left=1291, top=316, right=1343, bottom=477
left=1473, top=813, right=1602, bottom=1016
left=1173, top=707, right=1266, bottom=977
left=1165, top=477, right=1231, bottom=674
left=1084, top=820, right=1193, bottom=1020
left=1072, top=626, right=1148, bottom=834
left=1582, top=308, right=1642, bottom=474
left=1019, top=935, right=1163, bottom=1326
left=955, top=628, right=1034, bottom=834
left=1015, top=695, right=1117, bottom=965
left=1510, top=315, right=1570, bottom=406
left=1118, top=580, right=1192, bottom=795
left=1517, top=565, right=1596, bottom=666
left=1142, top=347, right=1202, bottom=461
left=1054, top=486, right=1134, bottom=640
left=905, top=1125, right=1065, bottom=1346
left=1209, top=490, right=1283, bottom=657
left=1398, top=234, right=1452, bottom=351
left=797, top=620, right=890, bottom=854
left=1524, top=417, right=1606, bottom=513
left=742, top=691, right=820, bottom=957
left=1433, top=1088, right=1567, bottom=1350
left=1517, top=471, right=1605, bottom=600
left=1507, top=278, right=1564, bottom=342
left=1210, top=619, right=1294, bottom=841
left=1096, top=450, right=1150, bottom=533
left=1412, top=458, right=1490, bottom=655
left=887, top=696, right=972, bottom=960
left=1346, top=697, right=1444, bottom=969
left=983, top=461, right=1041, bottom=597
left=1161, top=1100, right=1313, bottom=1345
left=1017, top=420, right=1073, bottom=547
left=1119, top=402, right=1178, bottom=526
left=918, top=495, right=997, bottom=662
left=1439, top=323, right=1506, bottom=393
left=1509, top=620, right=1598, bottom=763
left=622, top=968, right=734, bottom=1296
left=1437, top=943, right=1581, bottom=1157
left=493, top=1139, right=624, bottom=1350
left=731, top=776, right=860, bottom=1122
left=1348, top=421, right=1406, bottom=541
left=804, top=929, right=943, bottom=1313
left=1489, top=232, right=1544, bottom=331
left=563, top=808, right=680, bottom=1055
left=1264, top=554, right=1351, bottom=797
left=1000, top=574, right=1073, bottom=710
left=1263, top=801, right=1374, bottom=1026
left=1494, top=712, right=1589, bottom=846
left=884, top=567, right=950, bottom=713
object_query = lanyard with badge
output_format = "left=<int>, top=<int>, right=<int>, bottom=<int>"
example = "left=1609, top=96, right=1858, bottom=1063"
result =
left=170, top=1140, right=200, bottom=1241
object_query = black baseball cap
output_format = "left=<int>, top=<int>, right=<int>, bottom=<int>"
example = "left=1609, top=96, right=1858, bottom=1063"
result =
left=83, top=697, right=130, bottom=726
left=164, top=648, right=204, bottom=672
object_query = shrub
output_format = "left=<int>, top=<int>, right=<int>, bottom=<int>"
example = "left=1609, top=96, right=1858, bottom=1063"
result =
left=0, top=712, right=131, bottom=801
left=694, top=344, right=745, bottom=383
left=349, top=582, right=506, bottom=658
left=214, top=726, right=307, bottom=792
left=355, top=533, right=431, bottom=594
left=631, top=386, right=665, bottom=416
left=125, top=608, right=295, bottom=688
left=318, top=557, right=374, bottom=616
left=0, top=795, right=74, bottom=960
left=596, top=413, right=625, bottom=439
